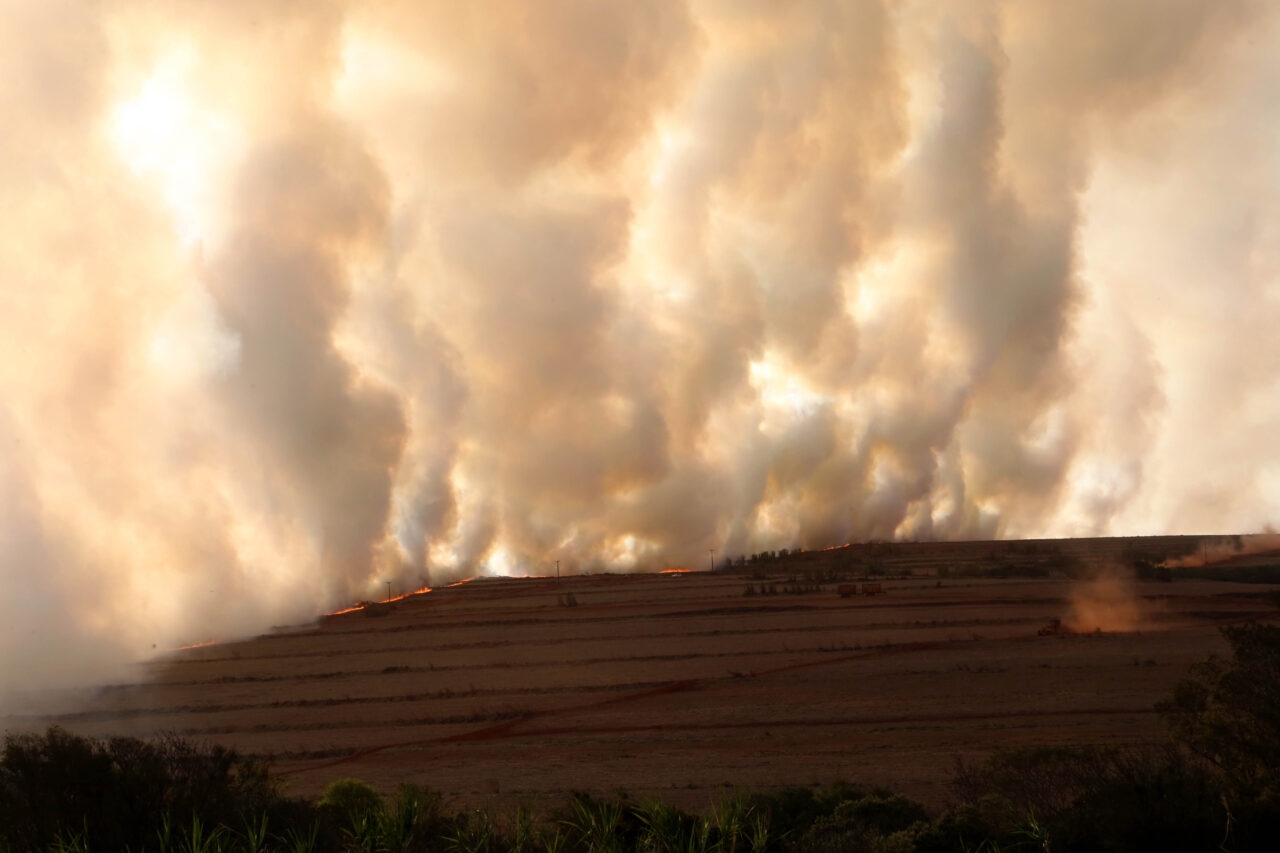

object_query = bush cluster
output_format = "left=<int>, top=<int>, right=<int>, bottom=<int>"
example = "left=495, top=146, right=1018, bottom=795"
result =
left=3, top=735, right=1279, bottom=852
left=0, top=729, right=308, bottom=851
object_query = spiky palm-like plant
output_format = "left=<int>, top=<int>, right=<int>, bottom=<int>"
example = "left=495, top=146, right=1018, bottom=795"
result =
left=564, top=796, right=624, bottom=853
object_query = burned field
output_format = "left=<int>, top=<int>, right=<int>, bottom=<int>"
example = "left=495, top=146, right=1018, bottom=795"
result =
left=11, top=537, right=1280, bottom=811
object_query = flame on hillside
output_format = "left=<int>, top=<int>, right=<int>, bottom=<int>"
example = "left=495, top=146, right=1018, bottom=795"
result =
left=174, top=639, right=222, bottom=651
left=6, top=0, right=1280, bottom=695
left=324, top=584, right=432, bottom=617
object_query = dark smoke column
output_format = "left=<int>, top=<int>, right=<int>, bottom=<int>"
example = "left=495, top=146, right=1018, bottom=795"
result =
left=204, top=109, right=405, bottom=601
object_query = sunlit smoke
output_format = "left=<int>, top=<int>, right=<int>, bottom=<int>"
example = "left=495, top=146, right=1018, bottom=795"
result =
left=3, top=0, right=1279, bottom=691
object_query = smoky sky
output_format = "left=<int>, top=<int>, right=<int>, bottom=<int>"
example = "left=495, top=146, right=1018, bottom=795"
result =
left=2, top=0, right=1278, bottom=691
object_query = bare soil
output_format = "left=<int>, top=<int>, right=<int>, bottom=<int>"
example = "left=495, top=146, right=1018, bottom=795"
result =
left=9, top=544, right=1280, bottom=813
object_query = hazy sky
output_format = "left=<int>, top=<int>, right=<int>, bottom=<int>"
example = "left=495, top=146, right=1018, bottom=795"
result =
left=2, top=0, right=1278, bottom=690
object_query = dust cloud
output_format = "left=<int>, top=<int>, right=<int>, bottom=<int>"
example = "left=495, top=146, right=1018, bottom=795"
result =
left=3, top=1, right=1279, bottom=691
left=1064, top=570, right=1143, bottom=634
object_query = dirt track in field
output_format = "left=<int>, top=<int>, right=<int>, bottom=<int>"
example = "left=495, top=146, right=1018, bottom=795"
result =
left=7, top=544, right=1280, bottom=811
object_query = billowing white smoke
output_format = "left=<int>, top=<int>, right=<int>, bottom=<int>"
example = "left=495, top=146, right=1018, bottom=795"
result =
left=2, top=0, right=1278, bottom=690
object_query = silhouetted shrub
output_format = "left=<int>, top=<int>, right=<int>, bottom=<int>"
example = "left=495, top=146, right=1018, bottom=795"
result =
left=1159, top=622, right=1280, bottom=850
left=951, top=745, right=1224, bottom=852
left=1161, top=623, right=1280, bottom=799
left=0, top=727, right=287, bottom=852
left=791, top=791, right=930, bottom=853
left=318, top=777, right=384, bottom=829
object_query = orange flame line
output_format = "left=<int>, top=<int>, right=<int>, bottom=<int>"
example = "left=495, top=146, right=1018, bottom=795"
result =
left=324, top=584, right=435, bottom=617
left=174, top=639, right=222, bottom=651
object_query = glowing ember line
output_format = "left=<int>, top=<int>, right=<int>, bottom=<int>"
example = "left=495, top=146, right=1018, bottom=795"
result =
left=324, top=584, right=434, bottom=617
left=173, top=639, right=221, bottom=651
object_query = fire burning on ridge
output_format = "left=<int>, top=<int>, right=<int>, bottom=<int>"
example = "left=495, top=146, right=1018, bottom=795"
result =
left=3, top=1, right=1280, bottom=691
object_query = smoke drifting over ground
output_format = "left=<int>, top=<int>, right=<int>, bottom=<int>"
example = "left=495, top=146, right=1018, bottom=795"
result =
left=1161, top=532, right=1280, bottom=568
left=3, top=1, right=1279, bottom=689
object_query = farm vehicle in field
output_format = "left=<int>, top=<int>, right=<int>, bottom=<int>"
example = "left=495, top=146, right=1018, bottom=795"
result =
left=1038, top=618, right=1109, bottom=636
left=1038, top=618, right=1073, bottom=636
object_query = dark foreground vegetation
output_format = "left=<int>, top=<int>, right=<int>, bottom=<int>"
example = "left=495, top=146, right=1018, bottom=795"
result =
left=3, top=624, right=1278, bottom=853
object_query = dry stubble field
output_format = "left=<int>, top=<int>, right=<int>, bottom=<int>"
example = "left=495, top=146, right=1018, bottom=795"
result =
left=9, top=549, right=1280, bottom=812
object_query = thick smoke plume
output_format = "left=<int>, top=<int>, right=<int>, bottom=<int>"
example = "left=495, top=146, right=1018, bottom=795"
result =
left=2, top=0, right=1279, bottom=690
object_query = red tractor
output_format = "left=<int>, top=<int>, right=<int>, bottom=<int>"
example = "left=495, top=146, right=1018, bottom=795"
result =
left=1038, top=618, right=1069, bottom=636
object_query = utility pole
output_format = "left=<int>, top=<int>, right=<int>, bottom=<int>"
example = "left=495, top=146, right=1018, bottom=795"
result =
left=556, top=559, right=560, bottom=578
left=709, top=548, right=716, bottom=572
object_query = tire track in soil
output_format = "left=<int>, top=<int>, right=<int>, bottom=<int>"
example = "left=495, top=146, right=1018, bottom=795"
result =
left=31, top=680, right=675, bottom=725
left=140, top=640, right=939, bottom=690
left=273, top=615, right=1279, bottom=780
left=276, top=679, right=701, bottom=777
left=460, top=706, right=1157, bottom=742
left=275, top=640, right=959, bottom=778
left=171, top=616, right=1027, bottom=667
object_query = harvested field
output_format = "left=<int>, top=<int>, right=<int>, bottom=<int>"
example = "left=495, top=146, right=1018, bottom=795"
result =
left=7, top=547, right=1280, bottom=812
